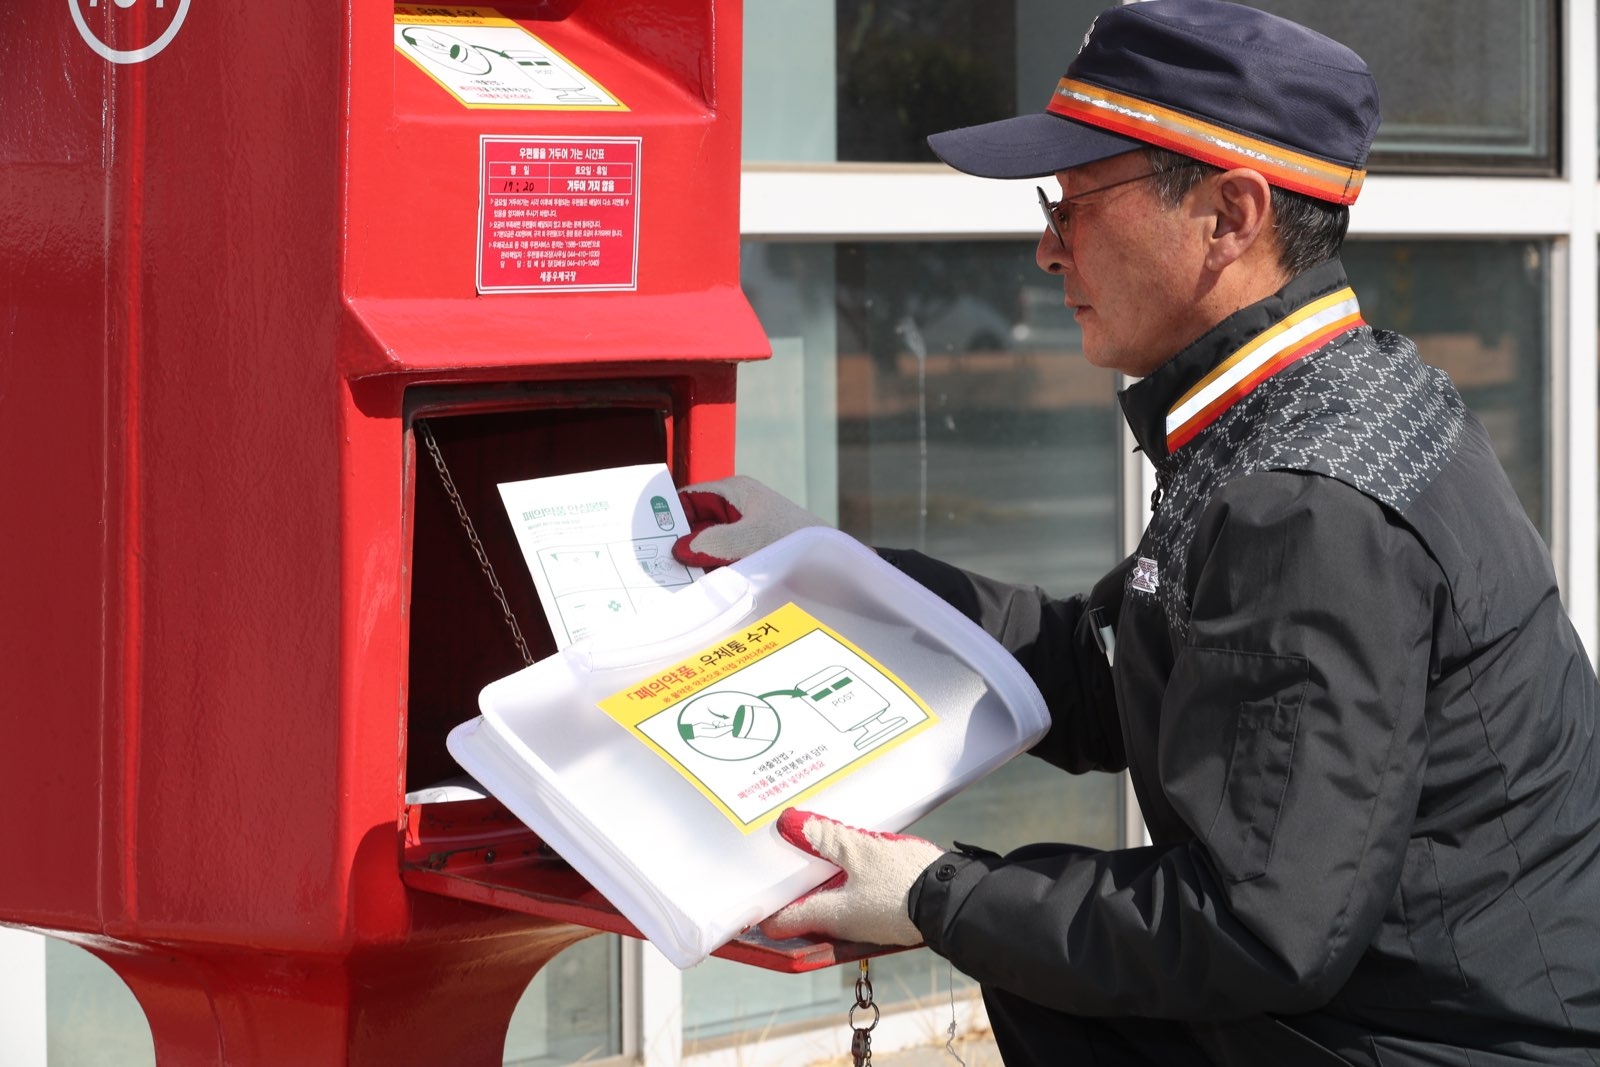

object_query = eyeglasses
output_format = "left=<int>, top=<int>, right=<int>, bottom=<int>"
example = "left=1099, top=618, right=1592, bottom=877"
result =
left=1036, top=163, right=1205, bottom=246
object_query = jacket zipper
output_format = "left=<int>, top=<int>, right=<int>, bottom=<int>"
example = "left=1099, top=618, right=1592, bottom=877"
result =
left=1150, top=462, right=1173, bottom=515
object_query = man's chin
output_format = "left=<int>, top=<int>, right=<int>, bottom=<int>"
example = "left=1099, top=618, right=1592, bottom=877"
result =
left=1079, top=337, right=1112, bottom=368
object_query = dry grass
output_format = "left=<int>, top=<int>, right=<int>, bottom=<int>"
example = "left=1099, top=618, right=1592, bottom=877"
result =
left=803, top=1025, right=1002, bottom=1066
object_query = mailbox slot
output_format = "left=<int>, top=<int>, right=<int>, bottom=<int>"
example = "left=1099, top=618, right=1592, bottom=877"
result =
left=397, top=382, right=878, bottom=972
left=403, top=381, right=674, bottom=791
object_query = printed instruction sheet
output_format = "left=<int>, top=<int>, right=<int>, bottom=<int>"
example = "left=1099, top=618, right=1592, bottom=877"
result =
left=598, top=602, right=937, bottom=832
left=498, top=464, right=702, bottom=649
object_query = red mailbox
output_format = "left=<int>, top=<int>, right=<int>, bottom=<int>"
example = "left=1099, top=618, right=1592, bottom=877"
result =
left=0, top=2, right=850, bottom=1063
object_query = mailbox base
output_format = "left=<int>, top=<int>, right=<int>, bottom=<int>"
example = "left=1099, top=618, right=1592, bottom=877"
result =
left=62, top=921, right=596, bottom=1067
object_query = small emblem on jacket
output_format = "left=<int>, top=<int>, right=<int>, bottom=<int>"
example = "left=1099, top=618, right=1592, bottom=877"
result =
left=1131, top=557, right=1160, bottom=594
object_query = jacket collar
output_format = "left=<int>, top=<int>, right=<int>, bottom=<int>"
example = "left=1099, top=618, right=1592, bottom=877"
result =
left=1118, top=258, right=1358, bottom=462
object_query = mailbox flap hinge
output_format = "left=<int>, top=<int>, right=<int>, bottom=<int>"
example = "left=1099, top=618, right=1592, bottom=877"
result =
left=400, top=798, right=894, bottom=973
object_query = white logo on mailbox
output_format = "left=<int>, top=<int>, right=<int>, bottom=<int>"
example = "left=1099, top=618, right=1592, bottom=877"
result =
left=70, top=0, right=191, bottom=65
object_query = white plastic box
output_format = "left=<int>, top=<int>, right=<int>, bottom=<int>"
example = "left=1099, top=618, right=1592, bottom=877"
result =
left=447, top=527, right=1049, bottom=968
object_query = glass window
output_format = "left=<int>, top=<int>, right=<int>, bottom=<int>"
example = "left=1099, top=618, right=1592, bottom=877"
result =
left=746, top=0, right=1106, bottom=164
left=46, top=939, right=155, bottom=1067
left=1343, top=240, right=1550, bottom=535
left=680, top=239, right=1127, bottom=1043
left=39, top=933, right=617, bottom=1067
left=1245, top=1, right=1556, bottom=172
left=747, top=1, right=1557, bottom=173
left=502, top=937, right=621, bottom=1066
left=736, top=238, right=1122, bottom=641
left=825, top=241, right=1118, bottom=594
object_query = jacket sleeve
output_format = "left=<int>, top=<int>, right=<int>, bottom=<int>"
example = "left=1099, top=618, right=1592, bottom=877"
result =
left=908, top=472, right=1437, bottom=1020
left=875, top=547, right=1130, bottom=774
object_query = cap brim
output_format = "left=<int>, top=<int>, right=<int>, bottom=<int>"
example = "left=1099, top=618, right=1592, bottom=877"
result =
left=927, top=112, right=1148, bottom=180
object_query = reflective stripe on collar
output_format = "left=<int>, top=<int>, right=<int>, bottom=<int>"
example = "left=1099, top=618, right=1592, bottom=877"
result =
left=1165, top=288, right=1364, bottom=452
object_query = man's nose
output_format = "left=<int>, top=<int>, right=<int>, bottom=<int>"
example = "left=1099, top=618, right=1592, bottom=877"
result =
left=1035, top=226, right=1067, bottom=275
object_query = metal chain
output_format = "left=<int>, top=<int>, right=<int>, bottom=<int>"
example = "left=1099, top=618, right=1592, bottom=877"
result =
left=416, top=420, right=535, bottom=667
left=850, top=959, right=879, bottom=1067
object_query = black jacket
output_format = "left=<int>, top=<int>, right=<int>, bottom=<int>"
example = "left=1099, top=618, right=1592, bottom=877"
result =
left=886, top=260, right=1600, bottom=1065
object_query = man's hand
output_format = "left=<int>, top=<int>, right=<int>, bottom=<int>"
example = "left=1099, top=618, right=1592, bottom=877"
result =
left=672, top=476, right=829, bottom=569
left=761, top=808, right=946, bottom=946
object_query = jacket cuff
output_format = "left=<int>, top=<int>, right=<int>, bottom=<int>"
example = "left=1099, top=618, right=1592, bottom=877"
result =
left=907, top=844, right=1001, bottom=953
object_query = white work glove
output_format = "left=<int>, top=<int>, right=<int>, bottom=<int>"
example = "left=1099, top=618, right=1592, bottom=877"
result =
left=761, top=808, right=946, bottom=947
left=671, top=475, right=829, bottom=569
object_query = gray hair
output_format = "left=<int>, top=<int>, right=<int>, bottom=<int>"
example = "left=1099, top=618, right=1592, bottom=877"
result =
left=1142, top=147, right=1350, bottom=277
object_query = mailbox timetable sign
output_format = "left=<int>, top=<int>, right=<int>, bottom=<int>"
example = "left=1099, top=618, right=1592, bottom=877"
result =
left=477, top=135, right=641, bottom=293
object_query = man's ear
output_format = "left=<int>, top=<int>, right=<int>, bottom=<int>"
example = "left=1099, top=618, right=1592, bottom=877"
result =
left=1204, top=168, right=1274, bottom=271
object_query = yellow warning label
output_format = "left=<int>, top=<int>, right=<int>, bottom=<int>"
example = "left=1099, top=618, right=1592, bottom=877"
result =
left=395, top=5, right=507, bottom=27
left=599, top=603, right=938, bottom=832
left=394, top=5, right=628, bottom=111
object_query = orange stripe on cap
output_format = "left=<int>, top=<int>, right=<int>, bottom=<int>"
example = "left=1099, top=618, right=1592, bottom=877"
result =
left=1047, top=78, right=1366, bottom=205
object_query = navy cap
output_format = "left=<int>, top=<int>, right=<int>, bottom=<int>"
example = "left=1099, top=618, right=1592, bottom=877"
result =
left=926, top=0, right=1380, bottom=204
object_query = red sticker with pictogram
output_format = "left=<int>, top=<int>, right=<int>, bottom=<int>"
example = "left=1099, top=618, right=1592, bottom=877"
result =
left=478, top=135, right=640, bottom=294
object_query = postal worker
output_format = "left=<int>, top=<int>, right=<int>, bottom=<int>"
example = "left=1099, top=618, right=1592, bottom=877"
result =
left=674, top=2, right=1600, bottom=1063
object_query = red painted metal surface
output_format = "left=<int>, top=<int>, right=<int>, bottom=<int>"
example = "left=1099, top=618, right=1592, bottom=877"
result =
left=0, top=1, right=773, bottom=1063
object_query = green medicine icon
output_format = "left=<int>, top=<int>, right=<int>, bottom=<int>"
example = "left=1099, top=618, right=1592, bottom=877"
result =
left=677, top=692, right=780, bottom=761
left=651, top=495, right=675, bottom=531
